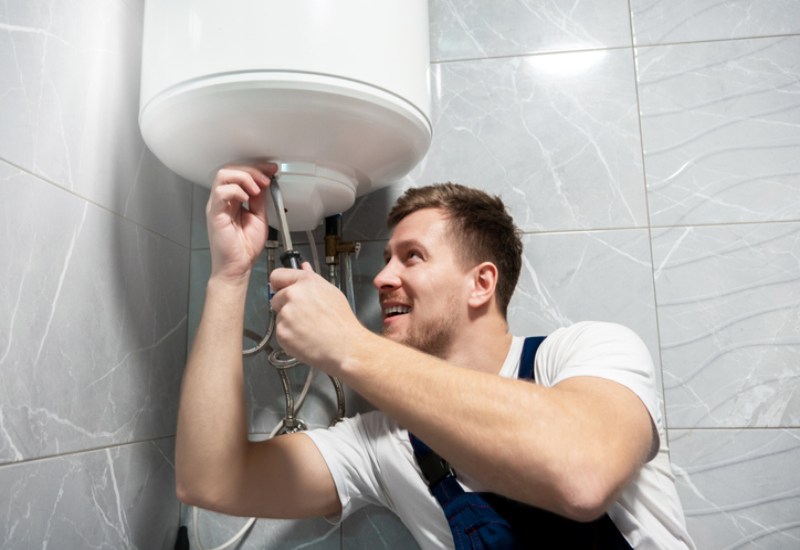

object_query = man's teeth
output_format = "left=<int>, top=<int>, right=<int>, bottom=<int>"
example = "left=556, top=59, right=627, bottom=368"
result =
left=384, top=305, right=411, bottom=317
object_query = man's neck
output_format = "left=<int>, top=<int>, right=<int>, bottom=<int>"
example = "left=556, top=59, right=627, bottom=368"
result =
left=442, top=321, right=514, bottom=376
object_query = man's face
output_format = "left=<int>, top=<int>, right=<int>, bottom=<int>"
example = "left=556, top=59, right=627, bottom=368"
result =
left=373, top=208, right=472, bottom=358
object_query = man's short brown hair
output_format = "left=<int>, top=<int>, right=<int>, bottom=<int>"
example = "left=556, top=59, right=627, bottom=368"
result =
left=387, top=183, right=523, bottom=318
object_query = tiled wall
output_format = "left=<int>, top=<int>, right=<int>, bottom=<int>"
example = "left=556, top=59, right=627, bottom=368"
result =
left=0, top=1, right=192, bottom=547
left=187, top=1, right=800, bottom=549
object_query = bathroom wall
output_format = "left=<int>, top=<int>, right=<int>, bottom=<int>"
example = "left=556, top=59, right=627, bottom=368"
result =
left=0, top=1, right=192, bottom=548
left=8, top=1, right=795, bottom=549
left=185, top=1, right=800, bottom=549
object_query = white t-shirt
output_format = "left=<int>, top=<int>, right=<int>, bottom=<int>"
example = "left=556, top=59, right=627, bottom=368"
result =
left=305, top=321, right=694, bottom=549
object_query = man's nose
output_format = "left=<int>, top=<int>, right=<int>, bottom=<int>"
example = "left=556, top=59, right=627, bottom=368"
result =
left=373, top=261, right=400, bottom=290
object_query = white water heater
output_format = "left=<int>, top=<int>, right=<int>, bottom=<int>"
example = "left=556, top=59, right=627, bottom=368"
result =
left=139, top=0, right=432, bottom=230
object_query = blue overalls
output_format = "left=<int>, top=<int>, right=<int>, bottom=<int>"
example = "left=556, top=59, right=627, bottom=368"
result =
left=410, top=336, right=634, bottom=549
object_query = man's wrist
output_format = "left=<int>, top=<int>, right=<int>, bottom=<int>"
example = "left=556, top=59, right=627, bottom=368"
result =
left=336, top=328, right=383, bottom=380
left=208, top=268, right=251, bottom=290
left=206, top=271, right=252, bottom=306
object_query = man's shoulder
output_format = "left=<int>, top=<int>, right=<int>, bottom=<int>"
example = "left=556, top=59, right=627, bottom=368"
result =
left=544, top=321, right=644, bottom=349
left=536, top=321, right=654, bottom=381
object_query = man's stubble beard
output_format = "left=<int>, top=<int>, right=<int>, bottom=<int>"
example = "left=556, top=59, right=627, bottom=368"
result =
left=383, top=295, right=461, bottom=359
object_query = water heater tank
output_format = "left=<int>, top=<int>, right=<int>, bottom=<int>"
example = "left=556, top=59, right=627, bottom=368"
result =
left=139, top=0, right=432, bottom=230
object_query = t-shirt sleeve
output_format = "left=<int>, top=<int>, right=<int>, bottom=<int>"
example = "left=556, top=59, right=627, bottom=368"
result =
left=534, top=321, right=663, bottom=459
left=303, top=411, right=386, bottom=523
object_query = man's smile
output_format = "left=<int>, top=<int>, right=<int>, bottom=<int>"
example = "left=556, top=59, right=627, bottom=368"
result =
left=383, top=304, right=412, bottom=318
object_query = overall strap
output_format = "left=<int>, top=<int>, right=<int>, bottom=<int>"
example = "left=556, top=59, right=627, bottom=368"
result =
left=518, top=336, right=546, bottom=380
left=409, top=434, right=464, bottom=505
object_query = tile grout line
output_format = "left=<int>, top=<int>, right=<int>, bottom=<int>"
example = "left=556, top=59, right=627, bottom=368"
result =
left=0, top=434, right=176, bottom=470
left=0, top=155, right=193, bottom=252
left=430, top=31, right=800, bottom=66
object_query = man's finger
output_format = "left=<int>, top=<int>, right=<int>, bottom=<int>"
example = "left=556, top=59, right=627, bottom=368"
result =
left=269, top=266, right=308, bottom=292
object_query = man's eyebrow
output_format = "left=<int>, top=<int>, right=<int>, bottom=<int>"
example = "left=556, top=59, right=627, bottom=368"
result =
left=385, top=238, right=428, bottom=257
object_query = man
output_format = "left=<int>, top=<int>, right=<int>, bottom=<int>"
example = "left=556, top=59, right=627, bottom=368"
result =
left=177, top=164, right=693, bottom=548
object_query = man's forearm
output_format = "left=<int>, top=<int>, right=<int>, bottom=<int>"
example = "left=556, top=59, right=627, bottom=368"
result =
left=175, top=276, right=251, bottom=507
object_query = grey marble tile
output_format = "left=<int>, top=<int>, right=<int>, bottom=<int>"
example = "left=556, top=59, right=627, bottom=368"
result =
left=631, top=0, right=800, bottom=45
left=0, top=438, right=179, bottom=549
left=0, top=164, right=189, bottom=464
left=346, top=48, right=647, bottom=240
left=653, top=223, right=800, bottom=428
left=121, top=149, right=194, bottom=248
left=191, top=184, right=211, bottom=250
left=670, top=428, right=800, bottom=549
left=342, top=505, right=419, bottom=550
left=342, top=182, right=407, bottom=242
left=348, top=240, right=387, bottom=336
left=638, top=36, right=800, bottom=226
left=510, top=229, right=660, bottom=360
left=0, top=0, right=193, bottom=246
left=430, top=0, right=632, bottom=62
left=187, top=249, right=213, bottom=353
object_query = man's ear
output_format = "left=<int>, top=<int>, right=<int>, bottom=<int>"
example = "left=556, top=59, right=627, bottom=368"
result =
left=467, top=262, right=498, bottom=309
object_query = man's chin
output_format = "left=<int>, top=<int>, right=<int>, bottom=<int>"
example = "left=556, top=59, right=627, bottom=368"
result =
left=381, top=328, right=403, bottom=342
left=381, top=326, right=411, bottom=347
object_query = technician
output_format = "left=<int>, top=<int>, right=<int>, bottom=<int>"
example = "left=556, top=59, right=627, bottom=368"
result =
left=176, top=164, right=694, bottom=549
